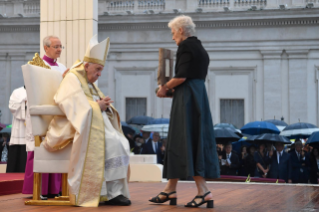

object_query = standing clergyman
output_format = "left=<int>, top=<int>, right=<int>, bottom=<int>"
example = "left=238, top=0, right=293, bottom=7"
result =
left=42, top=35, right=131, bottom=207
left=23, top=35, right=68, bottom=198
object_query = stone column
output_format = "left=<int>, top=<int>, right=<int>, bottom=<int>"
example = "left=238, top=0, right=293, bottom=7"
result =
left=286, top=50, right=309, bottom=123
left=0, top=53, right=10, bottom=124
left=40, top=0, right=98, bottom=68
left=261, top=50, right=283, bottom=120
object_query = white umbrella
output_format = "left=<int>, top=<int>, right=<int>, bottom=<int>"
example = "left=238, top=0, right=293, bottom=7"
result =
left=141, top=124, right=169, bottom=137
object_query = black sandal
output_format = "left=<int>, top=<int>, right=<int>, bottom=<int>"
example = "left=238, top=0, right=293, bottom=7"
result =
left=185, top=191, right=214, bottom=208
left=149, top=191, right=177, bottom=205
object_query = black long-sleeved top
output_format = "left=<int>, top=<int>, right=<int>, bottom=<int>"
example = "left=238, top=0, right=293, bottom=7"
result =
left=174, top=37, right=209, bottom=80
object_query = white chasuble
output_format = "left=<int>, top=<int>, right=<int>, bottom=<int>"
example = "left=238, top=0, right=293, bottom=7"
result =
left=43, top=63, right=130, bottom=207
left=9, top=87, right=27, bottom=145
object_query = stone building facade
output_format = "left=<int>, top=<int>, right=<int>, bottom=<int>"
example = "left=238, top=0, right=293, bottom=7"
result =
left=0, top=0, right=318, bottom=128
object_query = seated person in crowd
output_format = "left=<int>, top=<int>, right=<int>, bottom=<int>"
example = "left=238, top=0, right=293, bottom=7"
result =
left=220, top=143, right=239, bottom=176
left=268, top=142, right=292, bottom=183
left=290, top=140, right=309, bottom=183
left=254, top=143, right=269, bottom=178
left=309, top=147, right=319, bottom=184
left=141, top=132, right=164, bottom=164
left=243, top=146, right=256, bottom=177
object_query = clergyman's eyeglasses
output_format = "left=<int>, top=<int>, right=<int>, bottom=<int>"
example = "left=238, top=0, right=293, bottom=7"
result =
left=50, top=45, right=64, bottom=49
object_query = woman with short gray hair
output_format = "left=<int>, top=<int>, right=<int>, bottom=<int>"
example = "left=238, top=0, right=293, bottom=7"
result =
left=150, top=15, right=220, bottom=208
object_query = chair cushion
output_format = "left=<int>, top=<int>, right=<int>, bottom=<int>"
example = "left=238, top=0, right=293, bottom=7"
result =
left=33, top=143, right=72, bottom=173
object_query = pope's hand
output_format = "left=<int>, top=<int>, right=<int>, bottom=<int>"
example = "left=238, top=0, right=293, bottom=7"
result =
left=101, top=96, right=114, bottom=107
left=97, top=96, right=114, bottom=111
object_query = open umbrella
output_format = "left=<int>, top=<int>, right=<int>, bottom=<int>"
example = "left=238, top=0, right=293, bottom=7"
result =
left=127, top=116, right=154, bottom=125
left=240, top=121, right=280, bottom=135
left=280, top=122, right=319, bottom=139
left=214, top=123, right=242, bottom=136
left=232, top=135, right=258, bottom=155
left=141, top=124, right=169, bottom=137
left=121, top=121, right=136, bottom=135
left=253, top=133, right=291, bottom=145
left=214, top=123, right=237, bottom=130
left=147, top=118, right=170, bottom=125
left=214, top=127, right=241, bottom=144
left=306, top=131, right=319, bottom=146
left=264, top=119, right=288, bottom=131
left=0, top=123, right=6, bottom=130
left=0, top=127, right=11, bottom=134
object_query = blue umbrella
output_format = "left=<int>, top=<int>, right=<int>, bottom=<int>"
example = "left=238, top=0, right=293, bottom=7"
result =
left=127, top=116, right=154, bottom=125
left=240, top=121, right=280, bottom=135
left=147, top=118, right=170, bottom=125
left=232, top=136, right=258, bottom=155
left=280, top=122, right=319, bottom=139
left=306, top=131, right=319, bottom=146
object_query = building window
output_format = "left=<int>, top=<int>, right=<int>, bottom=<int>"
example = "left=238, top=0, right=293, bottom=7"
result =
left=126, top=98, right=147, bottom=121
left=220, top=99, right=244, bottom=129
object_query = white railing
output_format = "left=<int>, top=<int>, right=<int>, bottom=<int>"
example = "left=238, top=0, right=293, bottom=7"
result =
left=107, top=1, right=135, bottom=11
left=234, top=0, right=267, bottom=7
left=137, top=0, right=165, bottom=10
left=24, top=2, right=40, bottom=14
left=199, top=0, right=230, bottom=7
left=106, top=0, right=165, bottom=11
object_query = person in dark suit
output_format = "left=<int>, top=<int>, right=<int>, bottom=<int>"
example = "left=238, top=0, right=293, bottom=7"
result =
left=142, top=131, right=152, bottom=144
left=309, top=147, right=319, bottom=184
left=220, top=143, right=240, bottom=175
left=141, top=132, right=164, bottom=164
left=268, top=142, right=292, bottom=183
left=290, top=140, right=309, bottom=183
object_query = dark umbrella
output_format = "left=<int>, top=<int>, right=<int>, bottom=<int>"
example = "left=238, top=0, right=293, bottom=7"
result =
left=240, top=121, right=280, bottom=135
left=0, top=127, right=11, bottom=134
left=264, top=119, right=288, bottom=131
left=214, top=127, right=241, bottom=144
left=214, top=123, right=238, bottom=130
left=306, top=131, right=319, bottom=146
left=232, top=135, right=258, bottom=155
left=121, top=121, right=136, bottom=135
left=280, top=122, right=319, bottom=139
left=127, top=116, right=154, bottom=125
left=147, top=118, right=170, bottom=125
left=253, top=133, right=292, bottom=145
left=0, top=123, right=6, bottom=130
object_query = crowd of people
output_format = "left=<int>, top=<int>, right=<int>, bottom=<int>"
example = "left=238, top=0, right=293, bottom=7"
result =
left=217, top=140, right=319, bottom=184
left=126, top=130, right=319, bottom=184
left=125, top=131, right=166, bottom=165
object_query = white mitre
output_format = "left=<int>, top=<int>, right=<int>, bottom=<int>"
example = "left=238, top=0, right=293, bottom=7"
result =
left=83, top=34, right=110, bottom=66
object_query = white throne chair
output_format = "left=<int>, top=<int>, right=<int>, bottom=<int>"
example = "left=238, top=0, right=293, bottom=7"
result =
left=22, top=55, right=72, bottom=206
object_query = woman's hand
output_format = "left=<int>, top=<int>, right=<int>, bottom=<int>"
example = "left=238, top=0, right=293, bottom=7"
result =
left=157, top=86, right=168, bottom=98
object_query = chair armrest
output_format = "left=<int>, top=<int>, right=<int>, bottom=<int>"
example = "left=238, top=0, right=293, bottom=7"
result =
left=29, top=105, right=64, bottom=116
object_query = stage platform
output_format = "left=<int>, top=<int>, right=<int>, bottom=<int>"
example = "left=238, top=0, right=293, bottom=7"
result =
left=1, top=181, right=319, bottom=211
left=0, top=173, right=24, bottom=196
